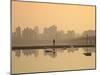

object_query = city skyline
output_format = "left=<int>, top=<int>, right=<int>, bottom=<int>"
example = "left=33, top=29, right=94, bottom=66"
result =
left=12, top=25, right=95, bottom=34
left=12, top=25, right=95, bottom=46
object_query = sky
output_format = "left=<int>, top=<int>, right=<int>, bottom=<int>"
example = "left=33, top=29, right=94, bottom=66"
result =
left=12, top=1, right=95, bottom=33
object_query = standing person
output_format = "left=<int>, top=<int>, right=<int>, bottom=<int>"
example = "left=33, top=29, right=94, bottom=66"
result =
left=53, top=39, right=55, bottom=46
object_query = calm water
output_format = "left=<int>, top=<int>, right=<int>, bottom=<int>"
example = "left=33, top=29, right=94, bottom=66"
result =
left=12, top=47, right=95, bottom=74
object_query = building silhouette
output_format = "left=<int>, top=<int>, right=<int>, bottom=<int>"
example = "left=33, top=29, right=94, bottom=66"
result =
left=22, top=27, right=34, bottom=44
left=12, top=25, right=96, bottom=46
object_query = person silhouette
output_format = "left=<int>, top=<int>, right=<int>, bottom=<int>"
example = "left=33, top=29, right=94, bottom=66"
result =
left=53, top=39, right=55, bottom=46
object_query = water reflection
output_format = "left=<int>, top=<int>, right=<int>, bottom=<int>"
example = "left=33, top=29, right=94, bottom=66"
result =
left=83, top=47, right=95, bottom=53
left=56, top=48, right=66, bottom=53
left=14, top=50, right=21, bottom=57
left=44, top=49, right=57, bottom=58
left=83, top=47, right=95, bottom=56
left=67, top=48, right=78, bottom=53
left=13, top=49, right=39, bottom=57
left=22, top=49, right=39, bottom=57
left=13, top=47, right=95, bottom=58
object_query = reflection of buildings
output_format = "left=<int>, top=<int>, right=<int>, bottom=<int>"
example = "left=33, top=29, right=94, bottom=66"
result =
left=22, top=49, right=39, bottom=57
left=12, top=25, right=96, bottom=46
left=83, top=47, right=95, bottom=53
left=14, top=49, right=39, bottom=57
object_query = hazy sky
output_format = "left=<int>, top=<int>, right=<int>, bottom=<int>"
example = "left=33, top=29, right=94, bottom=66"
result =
left=12, top=1, right=95, bottom=33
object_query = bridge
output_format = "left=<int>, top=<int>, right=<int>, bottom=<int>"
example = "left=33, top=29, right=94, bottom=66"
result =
left=12, top=44, right=95, bottom=50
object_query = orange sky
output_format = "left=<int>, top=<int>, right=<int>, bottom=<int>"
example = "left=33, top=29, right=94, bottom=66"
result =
left=12, top=1, right=95, bottom=33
